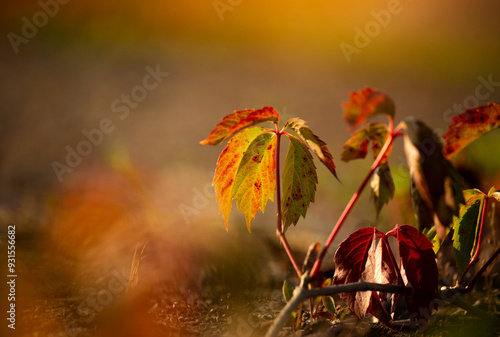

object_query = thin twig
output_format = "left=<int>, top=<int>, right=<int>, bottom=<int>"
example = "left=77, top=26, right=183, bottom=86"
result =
left=465, top=246, right=500, bottom=292
left=439, top=286, right=500, bottom=323
left=265, top=275, right=409, bottom=337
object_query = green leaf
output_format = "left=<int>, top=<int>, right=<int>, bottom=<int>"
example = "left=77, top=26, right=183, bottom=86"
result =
left=423, top=226, right=450, bottom=254
left=213, top=127, right=269, bottom=229
left=200, top=107, right=279, bottom=145
left=322, top=296, right=336, bottom=315
left=284, top=118, right=338, bottom=180
left=452, top=192, right=486, bottom=276
left=488, top=186, right=500, bottom=202
left=341, top=123, right=389, bottom=162
left=281, top=134, right=317, bottom=232
left=282, top=279, right=294, bottom=302
left=370, top=163, right=395, bottom=216
left=342, top=87, right=395, bottom=127
left=232, top=131, right=277, bottom=231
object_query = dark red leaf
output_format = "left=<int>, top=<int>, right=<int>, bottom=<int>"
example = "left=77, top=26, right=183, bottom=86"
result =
left=386, top=225, right=438, bottom=321
left=374, top=237, right=397, bottom=301
left=333, top=227, right=384, bottom=318
left=367, top=292, right=391, bottom=326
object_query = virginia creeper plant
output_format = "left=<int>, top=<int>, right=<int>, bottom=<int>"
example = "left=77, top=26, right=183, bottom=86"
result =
left=201, top=88, right=500, bottom=336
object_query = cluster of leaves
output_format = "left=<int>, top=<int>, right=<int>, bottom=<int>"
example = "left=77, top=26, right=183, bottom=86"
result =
left=200, top=107, right=338, bottom=232
left=333, top=225, right=437, bottom=323
left=201, top=88, right=500, bottom=334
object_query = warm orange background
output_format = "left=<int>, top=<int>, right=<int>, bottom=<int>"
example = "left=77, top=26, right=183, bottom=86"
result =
left=0, top=1, right=499, bottom=336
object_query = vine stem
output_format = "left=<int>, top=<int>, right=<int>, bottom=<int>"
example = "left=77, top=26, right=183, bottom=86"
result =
left=275, top=127, right=302, bottom=277
left=465, top=246, right=500, bottom=292
left=309, top=120, right=399, bottom=279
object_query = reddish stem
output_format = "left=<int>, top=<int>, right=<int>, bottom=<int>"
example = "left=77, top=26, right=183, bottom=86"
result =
left=276, top=128, right=283, bottom=234
left=465, top=246, right=500, bottom=292
left=459, top=197, right=488, bottom=284
left=472, top=196, right=488, bottom=262
left=309, top=121, right=398, bottom=279
left=275, top=128, right=302, bottom=277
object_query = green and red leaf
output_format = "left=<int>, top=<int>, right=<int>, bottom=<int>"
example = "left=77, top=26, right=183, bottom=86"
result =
left=342, top=88, right=395, bottom=127
left=281, top=134, right=318, bottom=232
left=341, top=123, right=390, bottom=162
left=443, top=103, right=500, bottom=158
left=231, top=131, right=277, bottom=231
left=200, top=106, right=279, bottom=145
left=488, top=186, right=500, bottom=202
left=213, top=127, right=269, bottom=229
left=284, top=118, right=338, bottom=180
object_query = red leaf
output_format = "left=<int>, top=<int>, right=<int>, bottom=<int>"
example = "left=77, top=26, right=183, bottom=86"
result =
left=374, top=237, right=397, bottom=301
left=443, top=103, right=500, bottom=158
left=367, top=292, right=391, bottom=326
left=333, top=227, right=384, bottom=318
left=200, top=106, right=279, bottom=145
left=342, top=88, right=395, bottom=127
left=386, top=225, right=438, bottom=321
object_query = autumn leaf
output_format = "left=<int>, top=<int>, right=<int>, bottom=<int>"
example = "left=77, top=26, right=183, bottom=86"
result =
left=401, top=117, right=465, bottom=239
left=373, top=237, right=397, bottom=301
left=232, top=131, right=277, bottom=231
left=200, top=106, right=279, bottom=145
left=423, top=226, right=451, bottom=254
left=333, top=227, right=385, bottom=319
left=213, top=127, right=269, bottom=229
left=281, top=134, right=317, bottom=232
left=443, top=103, right=500, bottom=158
left=341, top=123, right=390, bottom=162
left=386, top=225, right=438, bottom=321
left=370, top=163, right=395, bottom=217
left=489, top=186, right=500, bottom=202
left=284, top=118, right=338, bottom=180
left=342, top=87, right=395, bottom=127
left=452, top=190, right=485, bottom=276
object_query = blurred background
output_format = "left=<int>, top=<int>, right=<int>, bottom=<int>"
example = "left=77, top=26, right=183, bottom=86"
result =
left=1, top=0, right=500, bottom=336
